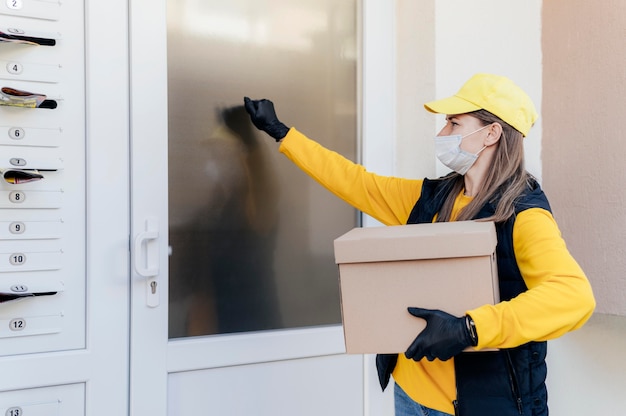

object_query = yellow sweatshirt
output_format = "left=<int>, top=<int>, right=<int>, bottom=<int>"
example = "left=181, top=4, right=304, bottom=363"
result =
left=279, top=128, right=595, bottom=414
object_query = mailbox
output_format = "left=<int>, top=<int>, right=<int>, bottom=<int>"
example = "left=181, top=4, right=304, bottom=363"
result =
left=0, top=3, right=86, bottom=360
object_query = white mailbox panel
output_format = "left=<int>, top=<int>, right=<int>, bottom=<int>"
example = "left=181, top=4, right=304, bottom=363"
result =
left=0, top=265, right=71, bottom=355
left=0, top=0, right=62, bottom=21
left=0, top=189, right=63, bottom=208
left=0, top=218, right=62, bottom=239
left=0, top=250, right=63, bottom=273
left=0, top=0, right=85, bottom=358
left=0, top=125, right=62, bottom=147
left=0, top=58, right=61, bottom=83
left=0, top=313, right=62, bottom=338
left=0, top=152, right=63, bottom=170
left=0, top=384, right=84, bottom=416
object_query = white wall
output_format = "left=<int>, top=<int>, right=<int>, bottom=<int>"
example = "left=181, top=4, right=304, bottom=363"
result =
left=361, top=1, right=401, bottom=412
left=546, top=314, right=626, bottom=415
left=434, top=0, right=543, bottom=180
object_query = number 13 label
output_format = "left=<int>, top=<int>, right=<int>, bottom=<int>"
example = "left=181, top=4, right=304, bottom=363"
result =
left=6, top=407, right=23, bottom=416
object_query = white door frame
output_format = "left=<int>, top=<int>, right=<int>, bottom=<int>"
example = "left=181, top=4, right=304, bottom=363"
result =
left=84, top=0, right=132, bottom=413
left=128, top=0, right=397, bottom=415
left=129, top=0, right=169, bottom=414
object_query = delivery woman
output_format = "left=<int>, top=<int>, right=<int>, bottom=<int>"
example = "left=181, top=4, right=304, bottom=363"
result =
left=243, top=73, right=595, bottom=416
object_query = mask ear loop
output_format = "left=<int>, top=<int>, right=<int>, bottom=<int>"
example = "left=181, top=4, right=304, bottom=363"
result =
left=462, top=124, right=492, bottom=156
left=475, top=145, right=487, bottom=155
left=461, top=123, right=491, bottom=140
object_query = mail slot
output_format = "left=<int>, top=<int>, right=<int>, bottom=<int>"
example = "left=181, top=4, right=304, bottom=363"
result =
left=0, top=86, right=58, bottom=109
left=0, top=281, right=64, bottom=304
left=1, top=156, right=63, bottom=171
left=0, top=27, right=61, bottom=46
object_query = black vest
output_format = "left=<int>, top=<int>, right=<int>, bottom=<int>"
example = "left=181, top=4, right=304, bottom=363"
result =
left=377, top=176, right=552, bottom=416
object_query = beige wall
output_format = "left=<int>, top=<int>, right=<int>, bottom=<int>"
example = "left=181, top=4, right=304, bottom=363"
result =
left=542, top=0, right=626, bottom=316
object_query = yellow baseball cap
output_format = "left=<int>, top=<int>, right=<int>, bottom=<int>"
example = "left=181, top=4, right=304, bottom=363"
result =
left=424, top=73, right=538, bottom=137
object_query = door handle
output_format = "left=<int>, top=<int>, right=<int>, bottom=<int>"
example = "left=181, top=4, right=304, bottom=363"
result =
left=134, top=217, right=160, bottom=307
left=134, top=217, right=159, bottom=277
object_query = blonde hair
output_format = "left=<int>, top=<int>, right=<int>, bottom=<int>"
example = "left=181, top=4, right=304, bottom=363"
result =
left=436, top=109, right=533, bottom=223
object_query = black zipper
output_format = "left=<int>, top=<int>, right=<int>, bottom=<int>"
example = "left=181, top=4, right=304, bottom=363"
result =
left=504, top=351, right=524, bottom=415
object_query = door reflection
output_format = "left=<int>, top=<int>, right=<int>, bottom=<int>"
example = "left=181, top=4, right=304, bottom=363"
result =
left=167, top=0, right=357, bottom=339
left=176, top=106, right=281, bottom=336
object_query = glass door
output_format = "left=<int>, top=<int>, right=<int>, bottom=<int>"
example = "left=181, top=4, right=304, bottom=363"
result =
left=130, top=0, right=365, bottom=415
left=166, top=0, right=358, bottom=339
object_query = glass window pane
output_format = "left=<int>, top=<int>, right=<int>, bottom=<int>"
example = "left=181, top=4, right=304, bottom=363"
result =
left=167, top=0, right=358, bottom=338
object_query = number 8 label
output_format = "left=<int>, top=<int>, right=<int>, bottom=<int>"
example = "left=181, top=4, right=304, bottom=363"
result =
left=9, top=191, right=25, bottom=204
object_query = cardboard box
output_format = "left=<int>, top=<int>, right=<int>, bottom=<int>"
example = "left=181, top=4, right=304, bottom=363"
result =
left=334, top=221, right=499, bottom=354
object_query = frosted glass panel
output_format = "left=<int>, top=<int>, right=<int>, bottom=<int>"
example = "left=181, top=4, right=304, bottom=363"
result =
left=167, top=0, right=358, bottom=338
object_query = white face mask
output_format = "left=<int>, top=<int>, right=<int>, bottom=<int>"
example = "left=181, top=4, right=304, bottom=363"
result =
left=434, top=125, right=490, bottom=175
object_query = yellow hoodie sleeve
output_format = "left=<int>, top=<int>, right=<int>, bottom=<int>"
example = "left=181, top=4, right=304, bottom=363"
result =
left=468, top=207, right=596, bottom=349
left=279, top=128, right=422, bottom=226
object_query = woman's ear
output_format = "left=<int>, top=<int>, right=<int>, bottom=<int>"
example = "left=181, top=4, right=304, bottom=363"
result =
left=484, top=123, right=503, bottom=146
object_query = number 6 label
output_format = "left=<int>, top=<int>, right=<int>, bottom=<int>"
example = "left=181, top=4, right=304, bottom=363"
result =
left=8, top=127, right=25, bottom=140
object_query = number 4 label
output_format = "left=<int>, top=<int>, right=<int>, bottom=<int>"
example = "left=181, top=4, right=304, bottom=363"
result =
left=6, top=62, right=23, bottom=75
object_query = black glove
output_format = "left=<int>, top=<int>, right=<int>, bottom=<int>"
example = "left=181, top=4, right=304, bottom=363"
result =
left=404, top=307, right=477, bottom=362
left=243, top=97, right=289, bottom=141
left=375, top=353, right=398, bottom=391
